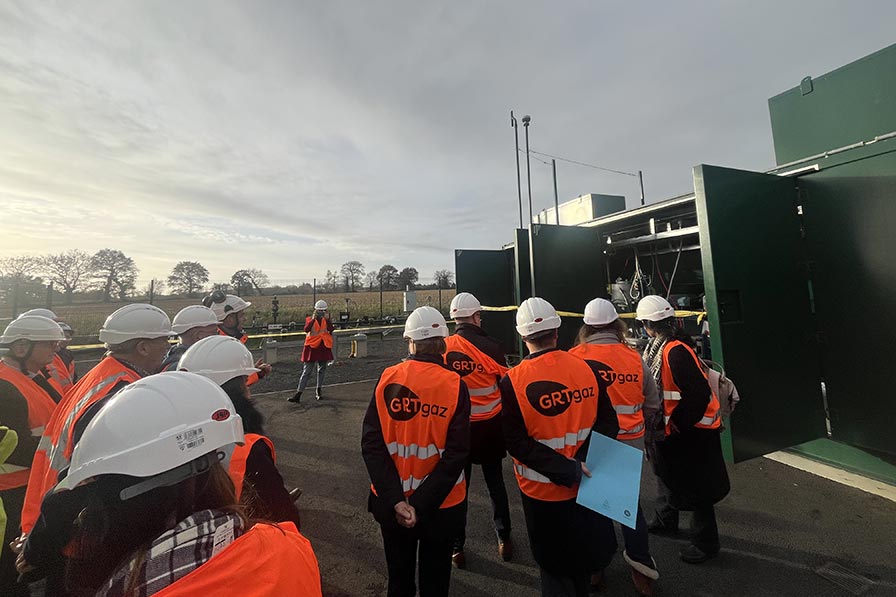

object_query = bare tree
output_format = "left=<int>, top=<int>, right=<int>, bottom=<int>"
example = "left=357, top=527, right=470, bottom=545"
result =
left=363, top=271, right=378, bottom=291
left=0, top=255, right=41, bottom=280
left=377, top=264, right=399, bottom=290
left=397, top=267, right=419, bottom=290
left=433, top=269, right=455, bottom=288
left=90, top=249, right=139, bottom=303
left=325, top=269, right=338, bottom=292
left=231, top=268, right=269, bottom=295
left=340, top=261, right=365, bottom=292
left=168, top=261, right=210, bottom=297
left=40, top=250, right=92, bottom=304
left=212, top=282, right=232, bottom=293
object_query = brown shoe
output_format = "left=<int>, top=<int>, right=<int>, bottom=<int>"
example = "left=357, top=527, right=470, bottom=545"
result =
left=498, top=537, right=513, bottom=561
left=451, top=550, right=466, bottom=569
left=624, top=551, right=659, bottom=596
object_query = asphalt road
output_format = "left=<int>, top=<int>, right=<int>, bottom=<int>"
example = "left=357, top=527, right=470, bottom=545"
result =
left=256, top=379, right=896, bottom=597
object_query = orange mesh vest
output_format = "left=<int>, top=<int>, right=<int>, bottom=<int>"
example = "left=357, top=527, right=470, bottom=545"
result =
left=444, top=334, right=507, bottom=422
left=217, top=328, right=259, bottom=386
left=21, top=357, right=141, bottom=532
left=660, top=340, right=721, bottom=435
left=228, top=433, right=276, bottom=501
left=153, top=522, right=322, bottom=597
left=0, top=362, right=59, bottom=490
left=506, top=351, right=600, bottom=501
left=304, top=318, right=333, bottom=349
left=568, top=342, right=647, bottom=440
left=46, top=353, right=75, bottom=395
left=372, top=360, right=466, bottom=508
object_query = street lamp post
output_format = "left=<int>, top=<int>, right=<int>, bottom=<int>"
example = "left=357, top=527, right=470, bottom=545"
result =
left=511, top=111, right=523, bottom=229
left=522, top=115, right=533, bottom=227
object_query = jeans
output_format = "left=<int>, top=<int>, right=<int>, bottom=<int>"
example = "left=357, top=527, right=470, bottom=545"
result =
left=453, top=459, right=512, bottom=551
left=297, top=360, right=328, bottom=393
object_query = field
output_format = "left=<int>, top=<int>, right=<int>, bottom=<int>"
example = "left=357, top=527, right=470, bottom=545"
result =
left=5, top=289, right=456, bottom=340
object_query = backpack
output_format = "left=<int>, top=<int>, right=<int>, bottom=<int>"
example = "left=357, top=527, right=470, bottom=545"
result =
left=701, top=360, right=740, bottom=418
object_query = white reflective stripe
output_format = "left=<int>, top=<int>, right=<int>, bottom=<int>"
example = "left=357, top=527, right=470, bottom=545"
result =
left=537, top=427, right=591, bottom=451
left=513, top=462, right=552, bottom=484
left=31, top=426, right=45, bottom=437
left=614, top=403, right=643, bottom=414
left=618, top=423, right=645, bottom=435
left=468, top=383, right=499, bottom=397
left=400, top=471, right=464, bottom=492
left=36, top=435, right=52, bottom=453
left=699, top=413, right=721, bottom=426
left=387, top=441, right=442, bottom=460
left=52, top=371, right=129, bottom=473
left=663, top=415, right=671, bottom=424
left=663, top=390, right=681, bottom=401
left=470, top=397, right=501, bottom=415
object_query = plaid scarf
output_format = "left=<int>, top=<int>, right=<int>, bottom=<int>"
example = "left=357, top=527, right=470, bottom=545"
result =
left=96, top=509, right=245, bottom=597
left=643, top=335, right=668, bottom=395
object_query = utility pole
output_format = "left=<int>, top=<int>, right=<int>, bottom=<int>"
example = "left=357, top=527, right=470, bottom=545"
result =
left=313, top=278, right=317, bottom=306
left=639, top=170, right=646, bottom=206
left=522, top=115, right=533, bottom=227
left=511, top=111, right=523, bottom=229
left=552, top=159, right=560, bottom=224
left=149, top=279, right=155, bottom=305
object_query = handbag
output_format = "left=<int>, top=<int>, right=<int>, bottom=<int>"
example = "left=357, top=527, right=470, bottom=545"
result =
left=701, top=360, right=740, bottom=418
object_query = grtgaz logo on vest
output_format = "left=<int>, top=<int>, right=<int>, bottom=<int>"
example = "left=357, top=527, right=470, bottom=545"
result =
left=589, top=361, right=639, bottom=386
left=446, top=351, right=485, bottom=377
left=525, top=380, right=596, bottom=417
left=383, top=383, right=449, bottom=421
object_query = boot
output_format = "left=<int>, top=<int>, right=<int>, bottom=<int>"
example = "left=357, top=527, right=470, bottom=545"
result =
left=451, top=549, right=466, bottom=569
left=315, top=387, right=323, bottom=400
left=288, top=391, right=302, bottom=403
left=497, top=536, right=513, bottom=561
left=679, top=544, right=718, bottom=564
left=624, top=551, right=659, bottom=596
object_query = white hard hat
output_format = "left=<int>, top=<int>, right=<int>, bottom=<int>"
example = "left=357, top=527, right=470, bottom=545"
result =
left=516, top=297, right=561, bottom=337
left=177, top=335, right=260, bottom=386
left=635, top=295, right=675, bottom=322
left=55, top=372, right=244, bottom=496
left=0, top=316, right=66, bottom=345
left=203, top=292, right=252, bottom=322
left=19, top=308, right=58, bottom=321
left=404, top=306, right=448, bottom=340
left=98, top=304, right=173, bottom=345
left=583, top=298, right=619, bottom=326
left=449, top=292, right=482, bottom=319
left=314, top=300, right=328, bottom=311
left=171, top=306, right=220, bottom=335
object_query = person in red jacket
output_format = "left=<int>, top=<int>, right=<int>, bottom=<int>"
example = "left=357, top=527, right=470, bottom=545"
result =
left=20, top=373, right=322, bottom=596
left=362, top=306, right=470, bottom=597
left=290, top=300, right=335, bottom=403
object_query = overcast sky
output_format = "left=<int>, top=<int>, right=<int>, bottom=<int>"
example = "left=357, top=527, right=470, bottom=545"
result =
left=1, top=1, right=894, bottom=287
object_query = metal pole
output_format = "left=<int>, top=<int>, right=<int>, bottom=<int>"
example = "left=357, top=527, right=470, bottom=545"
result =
left=379, top=282, right=384, bottom=319
left=552, top=159, right=559, bottom=225
left=523, top=116, right=532, bottom=228
left=312, top=278, right=317, bottom=305
left=149, top=279, right=155, bottom=305
left=511, top=111, right=523, bottom=229
left=639, top=170, right=646, bottom=206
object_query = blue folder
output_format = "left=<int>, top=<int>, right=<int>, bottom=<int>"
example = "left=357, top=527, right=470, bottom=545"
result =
left=576, top=431, right=643, bottom=529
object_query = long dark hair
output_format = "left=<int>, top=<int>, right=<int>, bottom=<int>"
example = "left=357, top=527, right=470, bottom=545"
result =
left=575, top=319, right=629, bottom=345
left=644, top=317, right=695, bottom=348
left=222, top=376, right=265, bottom=436
left=64, top=461, right=242, bottom=596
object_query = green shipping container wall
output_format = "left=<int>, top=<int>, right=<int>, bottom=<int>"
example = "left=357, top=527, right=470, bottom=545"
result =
left=768, top=43, right=896, bottom=166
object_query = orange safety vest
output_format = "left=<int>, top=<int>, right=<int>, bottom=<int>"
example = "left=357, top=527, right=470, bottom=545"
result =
left=46, top=353, right=75, bottom=395
left=304, top=318, right=333, bottom=349
left=660, top=340, right=721, bottom=435
left=153, top=522, right=322, bottom=597
left=568, top=342, right=647, bottom=440
left=372, top=360, right=466, bottom=509
left=228, top=433, right=276, bottom=501
left=505, top=351, right=600, bottom=502
left=444, top=334, right=507, bottom=422
left=21, top=357, right=141, bottom=532
left=0, top=362, right=59, bottom=490
left=217, top=328, right=260, bottom=386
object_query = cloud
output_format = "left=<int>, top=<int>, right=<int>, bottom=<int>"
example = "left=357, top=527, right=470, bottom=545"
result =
left=1, top=0, right=895, bottom=286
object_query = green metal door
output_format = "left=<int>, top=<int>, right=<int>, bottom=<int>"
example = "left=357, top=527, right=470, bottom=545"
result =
left=454, top=248, right=517, bottom=357
left=529, top=224, right=607, bottom=350
left=694, top=165, right=827, bottom=462
left=800, top=147, right=896, bottom=457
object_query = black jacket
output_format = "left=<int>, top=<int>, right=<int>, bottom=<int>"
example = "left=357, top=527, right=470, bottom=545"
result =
left=361, top=354, right=470, bottom=525
left=500, top=348, right=619, bottom=489
left=454, top=323, right=506, bottom=368
left=243, top=439, right=302, bottom=529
